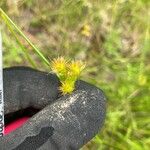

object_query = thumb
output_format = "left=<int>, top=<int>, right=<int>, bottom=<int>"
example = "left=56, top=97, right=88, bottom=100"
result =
left=1, top=89, right=106, bottom=150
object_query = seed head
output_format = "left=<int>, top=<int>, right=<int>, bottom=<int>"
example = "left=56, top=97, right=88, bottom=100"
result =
left=59, top=81, right=75, bottom=95
left=51, top=57, right=67, bottom=75
left=51, top=57, right=85, bottom=95
left=68, top=61, right=85, bottom=77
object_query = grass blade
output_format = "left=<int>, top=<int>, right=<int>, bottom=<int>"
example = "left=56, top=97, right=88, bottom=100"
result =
left=0, top=8, right=50, bottom=66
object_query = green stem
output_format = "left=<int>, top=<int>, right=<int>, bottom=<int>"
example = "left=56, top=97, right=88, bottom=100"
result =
left=2, top=17, right=37, bottom=68
left=0, top=8, right=50, bottom=66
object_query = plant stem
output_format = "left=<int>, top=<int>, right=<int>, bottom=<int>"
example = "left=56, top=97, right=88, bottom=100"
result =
left=2, top=17, right=37, bottom=68
left=0, top=8, right=50, bottom=66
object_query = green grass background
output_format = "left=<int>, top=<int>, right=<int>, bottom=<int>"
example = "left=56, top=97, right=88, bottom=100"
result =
left=0, top=0, right=150, bottom=149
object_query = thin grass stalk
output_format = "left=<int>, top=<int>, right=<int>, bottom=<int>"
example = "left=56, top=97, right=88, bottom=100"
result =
left=2, top=16, right=37, bottom=68
left=0, top=8, right=50, bottom=66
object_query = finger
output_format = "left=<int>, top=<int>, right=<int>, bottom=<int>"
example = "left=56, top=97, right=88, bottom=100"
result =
left=0, top=88, right=106, bottom=150
left=4, top=66, right=60, bottom=115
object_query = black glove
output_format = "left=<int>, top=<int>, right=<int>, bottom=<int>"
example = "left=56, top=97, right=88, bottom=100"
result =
left=0, top=66, right=106, bottom=150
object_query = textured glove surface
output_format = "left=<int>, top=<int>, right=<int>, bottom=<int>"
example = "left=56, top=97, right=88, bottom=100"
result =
left=0, top=67, right=106, bottom=150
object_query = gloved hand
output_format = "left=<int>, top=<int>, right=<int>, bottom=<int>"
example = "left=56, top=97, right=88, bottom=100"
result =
left=0, top=66, right=106, bottom=150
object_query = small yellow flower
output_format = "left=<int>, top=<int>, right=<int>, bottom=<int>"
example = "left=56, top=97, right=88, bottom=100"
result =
left=51, top=57, right=86, bottom=95
left=81, top=24, right=91, bottom=37
left=138, top=74, right=147, bottom=86
left=51, top=57, right=67, bottom=74
left=59, top=81, right=75, bottom=95
left=68, top=61, right=85, bottom=77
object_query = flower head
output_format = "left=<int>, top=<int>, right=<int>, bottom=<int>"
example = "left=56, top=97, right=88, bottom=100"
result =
left=68, top=60, right=86, bottom=77
left=51, top=57, right=68, bottom=78
left=51, top=57, right=85, bottom=95
left=59, top=81, right=75, bottom=95
left=81, top=24, right=91, bottom=37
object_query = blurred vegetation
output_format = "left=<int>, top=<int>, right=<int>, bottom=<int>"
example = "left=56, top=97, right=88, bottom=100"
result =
left=0, top=0, right=150, bottom=150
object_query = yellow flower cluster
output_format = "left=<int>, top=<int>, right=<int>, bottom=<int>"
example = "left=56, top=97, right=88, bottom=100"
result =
left=51, top=57, right=85, bottom=95
left=81, top=24, right=91, bottom=37
left=138, top=74, right=147, bottom=86
left=51, top=57, right=68, bottom=80
left=59, top=81, right=75, bottom=95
